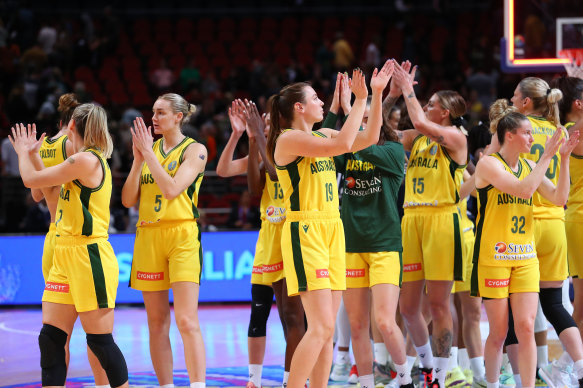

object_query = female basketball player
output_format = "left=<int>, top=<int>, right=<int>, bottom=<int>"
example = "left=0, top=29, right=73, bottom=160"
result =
left=266, top=60, right=394, bottom=388
left=10, top=104, right=129, bottom=388
left=326, top=63, right=413, bottom=388
left=30, top=93, right=109, bottom=386
left=472, top=99, right=578, bottom=388
left=391, top=62, right=468, bottom=388
left=216, top=98, right=306, bottom=388
left=121, top=93, right=207, bottom=388
left=511, top=77, right=583, bottom=386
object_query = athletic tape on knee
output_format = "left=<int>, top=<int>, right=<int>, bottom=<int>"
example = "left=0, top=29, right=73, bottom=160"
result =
left=540, top=287, right=576, bottom=336
left=87, top=333, right=128, bottom=387
left=38, top=324, right=68, bottom=386
left=248, top=285, right=273, bottom=337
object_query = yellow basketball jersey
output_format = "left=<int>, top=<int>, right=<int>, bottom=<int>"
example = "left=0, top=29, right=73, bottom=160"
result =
left=566, top=122, right=583, bottom=222
left=275, top=130, right=339, bottom=213
left=404, top=135, right=466, bottom=208
left=261, top=172, right=286, bottom=224
left=458, top=197, right=474, bottom=233
left=520, top=115, right=564, bottom=219
left=138, top=137, right=203, bottom=226
left=474, top=153, right=537, bottom=267
left=39, top=135, right=68, bottom=167
left=55, top=149, right=111, bottom=238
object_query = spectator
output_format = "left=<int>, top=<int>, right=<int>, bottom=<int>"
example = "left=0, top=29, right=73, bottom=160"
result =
left=150, top=58, right=175, bottom=92
left=180, top=58, right=201, bottom=91
left=227, top=190, right=260, bottom=230
left=332, top=32, right=354, bottom=72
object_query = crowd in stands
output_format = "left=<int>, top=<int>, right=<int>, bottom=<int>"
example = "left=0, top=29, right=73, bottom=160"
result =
left=0, top=1, right=562, bottom=232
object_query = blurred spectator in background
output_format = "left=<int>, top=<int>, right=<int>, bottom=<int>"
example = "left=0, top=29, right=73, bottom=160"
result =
left=180, top=58, right=201, bottom=92
left=227, top=190, right=260, bottom=230
left=150, top=58, right=175, bottom=93
left=20, top=194, right=50, bottom=233
left=332, top=31, right=354, bottom=72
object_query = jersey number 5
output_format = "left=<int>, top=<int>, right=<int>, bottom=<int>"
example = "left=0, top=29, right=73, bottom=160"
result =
left=154, top=195, right=162, bottom=212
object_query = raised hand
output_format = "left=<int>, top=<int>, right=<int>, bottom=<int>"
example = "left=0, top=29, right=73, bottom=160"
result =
left=392, top=60, right=417, bottom=93
left=330, top=73, right=342, bottom=114
left=131, top=117, right=154, bottom=155
left=559, top=129, right=580, bottom=157
left=228, top=99, right=247, bottom=137
left=9, top=123, right=45, bottom=155
left=370, top=59, right=395, bottom=93
left=543, top=127, right=565, bottom=160
left=242, top=99, right=266, bottom=139
left=388, top=60, right=417, bottom=96
left=340, top=72, right=353, bottom=113
left=350, top=69, right=368, bottom=100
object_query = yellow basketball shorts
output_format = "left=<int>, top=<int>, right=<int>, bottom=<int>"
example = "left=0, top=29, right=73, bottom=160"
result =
left=253, top=221, right=284, bottom=285
left=402, top=206, right=465, bottom=283
left=130, top=221, right=202, bottom=291
left=566, top=220, right=583, bottom=278
left=42, top=223, right=57, bottom=282
left=42, top=236, right=118, bottom=312
left=473, top=261, right=539, bottom=299
left=454, top=229, right=475, bottom=293
left=345, top=251, right=402, bottom=288
left=281, top=211, right=346, bottom=296
left=534, top=218, right=568, bottom=281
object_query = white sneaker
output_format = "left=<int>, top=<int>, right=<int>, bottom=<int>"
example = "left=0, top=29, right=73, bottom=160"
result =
left=384, top=379, right=400, bottom=388
left=538, top=361, right=571, bottom=388
left=330, top=360, right=351, bottom=382
left=471, top=375, right=488, bottom=388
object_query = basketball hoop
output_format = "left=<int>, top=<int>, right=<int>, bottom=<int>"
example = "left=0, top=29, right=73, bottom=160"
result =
left=559, top=49, right=583, bottom=78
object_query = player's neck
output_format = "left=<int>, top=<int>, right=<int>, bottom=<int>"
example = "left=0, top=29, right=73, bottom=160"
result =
left=498, top=147, right=520, bottom=170
left=566, top=110, right=583, bottom=124
left=162, top=129, right=185, bottom=150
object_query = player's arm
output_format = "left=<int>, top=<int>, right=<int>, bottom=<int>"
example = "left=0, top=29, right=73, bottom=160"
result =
left=247, top=137, right=266, bottom=197
left=121, top=125, right=146, bottom=208
left=216, top=100, right=248, bottom=177
left=536, top=130, right=580, bottom=206
left=459, top=169, right=475, bottom=199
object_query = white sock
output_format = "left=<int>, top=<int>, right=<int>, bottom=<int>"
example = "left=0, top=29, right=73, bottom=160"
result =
left=458, top=348, right=470, bottom=370
left=374, top=342, right=389, bottom=365
left=486, top=382, right=499, bottom=388
left=190, top=383, right=205, bottom=388
left=395, top=362, right=413, bottom=385
left=414, top=342, right=434, bottom=369
left=558, top=352, right=574, bottom=367
left=95, top=385, right=111, bottom=388
left=448, top=347, right=459, bottom=371
left=407, top=355, right=418, bottom=370
left=336, top=350, right=350, bottom=364
left=536, top=345, right=548, bottom=368
left=470, top=356, right=486, bottom=379
left=574, top=359, right=583, bottom=380
left=283, top=371, right=290, bottom=387
left=359, top=374, right=374, bottom=388
left=160, top=385, right=174, bottom=388
left=513, top=374, right=522, bottom=387
left=434, top=356, right=449, bottom=383
left=249, top=364, right=262, bottom=387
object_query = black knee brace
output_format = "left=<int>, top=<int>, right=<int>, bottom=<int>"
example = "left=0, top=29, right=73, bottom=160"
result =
left=505, top=302, right=518, bottom=346
left=248, top=284, right=274, bottom=337
left=87, top=333, right=128, bottom=387
left=38, top=324, right=68, bottom=386
left=540, top=287, right=576, bottom=336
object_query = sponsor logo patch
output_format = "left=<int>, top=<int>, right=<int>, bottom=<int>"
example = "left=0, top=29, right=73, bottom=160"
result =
left=403, top=263, right=422, bottom=272
left=45, top=282, right=69, bottom=293
left=346, top=269, right=365, bottom=278
left=252, top=266, right=263, bottom=274
left=168, top=160, right=177, bottom=171
left=345, top=177, right=356, bottom=189
left=316, top=269, right=329, bottom=278
left=495, top=242, right=507, bottom=253
left=137, top=271, right=164, bottom=281
left=302, top=225, right=309, bottom=233
left=485, top=278, right=510, bottom=288
left=262, top=262, right=283, bottom=273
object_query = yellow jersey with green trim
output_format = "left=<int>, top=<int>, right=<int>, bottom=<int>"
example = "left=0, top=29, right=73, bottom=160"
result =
left=566, top=122, right=583, bottom=222
left=39, top=134, right=68, bottom=167
left=138, top=137, right=203, bottom=226
left=55, top=148, right=111, bottom=238
left=458, top=197, right=474, bottom=233
left=261, top=172, right=286, bottom=224
left=474, top=153, right=537, bottom=267
left=275, top=130, right=339, bottom=213
left=404, top=135, right=466, bottom=208
left=520, top=115, right=564, bottom=219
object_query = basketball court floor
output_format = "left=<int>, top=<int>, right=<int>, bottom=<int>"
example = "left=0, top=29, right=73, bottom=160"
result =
left=0, top=304, right=562, bottom=387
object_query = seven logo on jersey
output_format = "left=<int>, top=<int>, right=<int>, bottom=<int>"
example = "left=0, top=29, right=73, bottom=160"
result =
left=495, top=242, right=507, bottom=253
left=493, top=242, right=535, bottom=260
